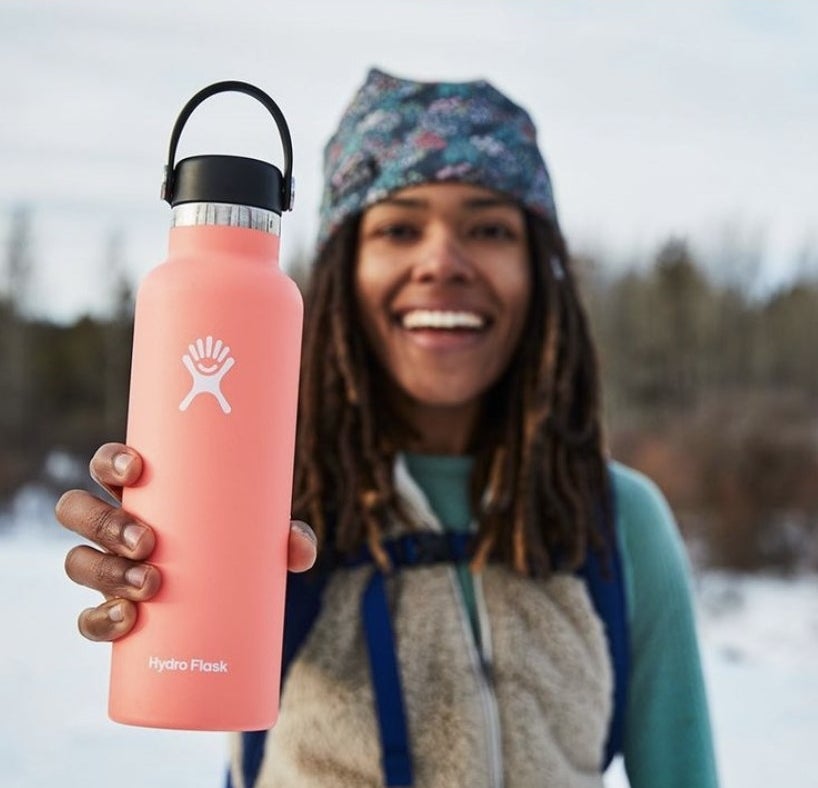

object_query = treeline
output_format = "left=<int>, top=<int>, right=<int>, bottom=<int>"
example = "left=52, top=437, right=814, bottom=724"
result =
left=584, top=238, right=818, bottom=420
left=0, top=208, right=133, bottom=501
left=0, top=302, right=133, bottom=500
left=581, top=238, right=818, bottom=572
left=1, top=210, right=817, bottom=572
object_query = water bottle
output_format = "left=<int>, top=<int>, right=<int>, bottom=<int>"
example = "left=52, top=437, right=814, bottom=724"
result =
left=108, top=81, right=302, bottom=730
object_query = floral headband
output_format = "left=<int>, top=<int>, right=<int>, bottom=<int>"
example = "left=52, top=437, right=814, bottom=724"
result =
left=317, top=68, right=559, bottom=252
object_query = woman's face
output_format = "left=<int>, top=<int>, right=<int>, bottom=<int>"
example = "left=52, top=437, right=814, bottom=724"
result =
left=354, top=182, right=531, bottom=448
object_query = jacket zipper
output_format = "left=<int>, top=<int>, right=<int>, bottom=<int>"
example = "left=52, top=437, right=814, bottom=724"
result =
left=449, top=568, right=504, bottom=788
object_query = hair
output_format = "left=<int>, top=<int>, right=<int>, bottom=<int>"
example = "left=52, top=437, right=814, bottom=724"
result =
left=293, top=208, right=612, bottom=577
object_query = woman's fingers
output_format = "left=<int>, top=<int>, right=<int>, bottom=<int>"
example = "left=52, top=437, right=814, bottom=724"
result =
left=288, top=520, right=317, bottom=573
left=60, top=445, right=314, bottom=646
left=88, top=442, right=144, bottom=503
left=77, top=598, right=139, bottom=642
left=56, top=443, right=155, bottom=643
left=55, top=489, right=155, bottom=561
left=74, top=522, right=316, bottom=642
left=64, top=544, right=161, bottom=601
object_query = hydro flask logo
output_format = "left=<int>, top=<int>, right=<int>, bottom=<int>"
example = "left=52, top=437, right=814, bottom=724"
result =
left=148, top=656, right=229, bottom=674
left=179, top=336, right=235, bottom=414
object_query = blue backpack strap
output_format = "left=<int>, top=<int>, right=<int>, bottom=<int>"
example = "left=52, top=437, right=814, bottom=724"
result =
left=354, top=526, right=628, bottom=776
left=228, top=515, right=627, bottom=787
left=229, top=565, right=332, bottom=788
left=346, top=531, right=472, bottom=568
left=577, top=479, right=629, bottom=768
left=353, top=533, right=471, bottom=787
left=362, top=570, right=414, bottom=786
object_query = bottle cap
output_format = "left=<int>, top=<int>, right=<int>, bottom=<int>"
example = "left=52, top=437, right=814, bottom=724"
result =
left=162, top=81, right=294, bottom=215
left=170, top=155, right=285, bottom=213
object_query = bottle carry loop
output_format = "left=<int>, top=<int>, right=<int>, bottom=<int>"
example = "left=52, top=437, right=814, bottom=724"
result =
left=161, top=80, right=295, bottom=212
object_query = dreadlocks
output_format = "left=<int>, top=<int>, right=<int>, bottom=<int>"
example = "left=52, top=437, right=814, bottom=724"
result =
left=293, top=212, right=611, bottom=577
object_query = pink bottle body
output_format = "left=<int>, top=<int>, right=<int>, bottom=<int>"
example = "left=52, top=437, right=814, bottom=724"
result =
left=109, top=222, right=303, bottom=730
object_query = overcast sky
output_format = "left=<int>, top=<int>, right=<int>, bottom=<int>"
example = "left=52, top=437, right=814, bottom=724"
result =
left=1, top=0, right=816, bottom=320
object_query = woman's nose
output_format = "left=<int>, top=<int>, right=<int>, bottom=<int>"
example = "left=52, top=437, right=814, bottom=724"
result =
left=411, top=227, right=474, bottom=283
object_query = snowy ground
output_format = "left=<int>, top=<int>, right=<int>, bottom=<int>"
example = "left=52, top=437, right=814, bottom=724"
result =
left=2, top=488, right=817, bottom=787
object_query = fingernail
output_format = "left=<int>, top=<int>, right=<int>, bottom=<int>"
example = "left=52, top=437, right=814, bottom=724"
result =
left=125, top=565, right=148, bottom=589
left=292, top=520, right=317, bottom=544
left=122, top=523, right=143, bottom=550
left=108, top=602, right=125, bottom=623
left=113, top=452, right=133, bottom=477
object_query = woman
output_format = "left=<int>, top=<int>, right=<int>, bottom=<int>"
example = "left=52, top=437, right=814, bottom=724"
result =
left=56, top=69, right=718, bottom=787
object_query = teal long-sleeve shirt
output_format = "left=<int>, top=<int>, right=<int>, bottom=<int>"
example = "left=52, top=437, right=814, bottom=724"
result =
left=403, top=453, right=719, bottom=788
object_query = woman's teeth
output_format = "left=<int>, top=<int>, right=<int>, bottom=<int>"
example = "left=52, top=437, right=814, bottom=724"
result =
left=401, top=310, right=486, bottom=330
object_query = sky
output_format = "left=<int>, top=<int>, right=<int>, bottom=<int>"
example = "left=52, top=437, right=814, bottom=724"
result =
left=1, top=0, right=816, bottom=321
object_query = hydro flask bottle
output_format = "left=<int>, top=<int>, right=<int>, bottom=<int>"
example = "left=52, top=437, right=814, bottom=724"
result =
left=109, top=81, right=303, bottom=730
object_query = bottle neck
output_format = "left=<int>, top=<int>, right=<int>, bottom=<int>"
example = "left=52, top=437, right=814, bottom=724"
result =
left=171, top=202, right=281, bottom=236
left=168, top=206, right=281, bottom=262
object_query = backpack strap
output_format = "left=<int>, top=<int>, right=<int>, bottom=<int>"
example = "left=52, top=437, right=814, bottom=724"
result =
left=346, top=531, right=473, bottom=568
left=577, top=486, right=630, bottom=768
left=354, top=534, right=471, bottom=785
left=351, top=519, right=628, bottom=781
left=362, top=569, right=414, bottom=785
left=230, top=497, right=629, bottom=787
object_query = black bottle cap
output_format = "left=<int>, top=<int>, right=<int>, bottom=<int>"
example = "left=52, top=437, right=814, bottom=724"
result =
left=161, top=81, right=294, bottom=213
left=170, top=154, right=285, bottom=213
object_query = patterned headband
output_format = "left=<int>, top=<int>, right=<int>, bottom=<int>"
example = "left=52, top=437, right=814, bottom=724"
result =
left=317, top=68, right=559, bottom=252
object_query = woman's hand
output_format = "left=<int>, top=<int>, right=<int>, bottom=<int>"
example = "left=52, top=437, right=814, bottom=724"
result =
left=55, top=442, right=317, bottom=643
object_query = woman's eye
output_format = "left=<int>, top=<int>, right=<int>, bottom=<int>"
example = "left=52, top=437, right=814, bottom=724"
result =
left=470, top=223, right=516, bottom=241
left=375, top=223, right=419, bottom=242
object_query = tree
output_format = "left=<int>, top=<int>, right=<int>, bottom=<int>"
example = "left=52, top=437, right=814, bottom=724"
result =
left=101, top=229, right=134, bottom=439
left=648, top=239, right=715, bottom=409
left=759, top=283, right=818, bottom=397
left=0, top=206, right=38, bottom=502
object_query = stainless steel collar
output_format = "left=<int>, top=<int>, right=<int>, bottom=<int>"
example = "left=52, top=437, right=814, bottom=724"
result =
left=171, top=202, right=281, bottom=235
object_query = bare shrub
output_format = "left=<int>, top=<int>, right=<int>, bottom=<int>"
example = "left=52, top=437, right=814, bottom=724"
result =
left=611, top=393, right=818, bottom=573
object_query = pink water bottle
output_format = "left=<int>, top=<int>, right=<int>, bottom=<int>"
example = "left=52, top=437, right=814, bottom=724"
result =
left=109, top=81, right=302, bottom=730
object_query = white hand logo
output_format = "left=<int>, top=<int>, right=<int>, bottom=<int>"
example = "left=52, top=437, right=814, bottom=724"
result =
left=179, top=336, right=235, bottom=414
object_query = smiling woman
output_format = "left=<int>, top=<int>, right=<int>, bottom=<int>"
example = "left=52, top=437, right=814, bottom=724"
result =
left=354, top=183, right=531, bottom=453
left=57, top=67, right=719, bottom=787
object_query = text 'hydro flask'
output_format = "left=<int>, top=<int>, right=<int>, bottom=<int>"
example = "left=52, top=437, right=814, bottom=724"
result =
left=109, top=81, right=303, bottom=731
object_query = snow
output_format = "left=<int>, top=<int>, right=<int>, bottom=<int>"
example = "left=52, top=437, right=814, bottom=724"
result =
left=2, top=501, right=818, bottom=787
left=0, top=505, right=228, bottom=788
